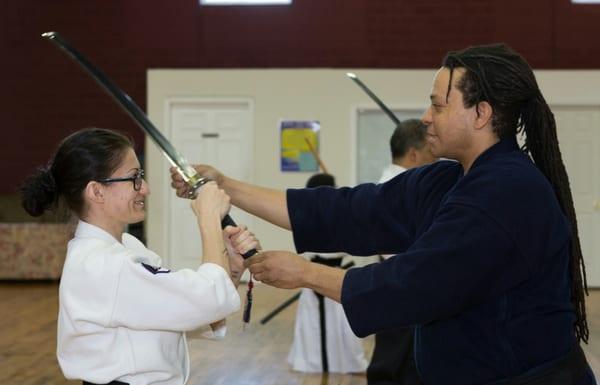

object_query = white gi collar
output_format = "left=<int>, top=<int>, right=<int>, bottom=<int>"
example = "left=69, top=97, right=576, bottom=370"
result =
left=378, top=164, right=407, bottom=183
left=74, top=220, right=121, bottom=244
left=74, top=220, right=160, bottom=266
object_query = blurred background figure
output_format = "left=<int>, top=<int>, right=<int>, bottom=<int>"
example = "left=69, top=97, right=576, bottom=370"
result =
left=368, top=119, right=437, bottom=385
left=378, top=119, right=437, bottom=184
left=287, top=173, right=368, bottom=375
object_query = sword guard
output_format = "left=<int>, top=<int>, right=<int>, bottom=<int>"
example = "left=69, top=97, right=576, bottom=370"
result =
left=186, top=177, right=212, bottom=199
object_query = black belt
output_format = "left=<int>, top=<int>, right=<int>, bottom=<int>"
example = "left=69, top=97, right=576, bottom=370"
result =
left=83, top=381, right=128, bottom=385
left=311, top=255, right=343, bottom=267
left=495, top=344, right=589, bottom=385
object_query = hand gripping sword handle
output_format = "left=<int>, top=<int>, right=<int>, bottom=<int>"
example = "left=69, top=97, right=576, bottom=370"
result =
left=188, top=177, right=258, bottom=259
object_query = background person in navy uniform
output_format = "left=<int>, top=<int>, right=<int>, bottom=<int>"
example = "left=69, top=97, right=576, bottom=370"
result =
left=172, top=44, right=595, bottom=384
left=369, top=119, right=437, bottom=385
left=21, top=128, right=258, bottom=385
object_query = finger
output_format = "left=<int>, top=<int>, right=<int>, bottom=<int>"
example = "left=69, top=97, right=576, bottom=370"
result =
left=236, top=237, right=259, bottom=254
left=223, top=225, right=240, bottom=237
left=253, top=271, right=266, bottom=282
left=231, top=227, right=253, bottom=244
left=231, top=230, right=250, bottom=245
left=244, top=254, right=266, bottom=268
left=232, top=225, right=248, bottom=239
left=247, top=263, right=265, bottom=276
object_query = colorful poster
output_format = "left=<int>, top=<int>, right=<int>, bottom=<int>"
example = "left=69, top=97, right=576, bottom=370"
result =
left=280, top=120, right=320, bottom=172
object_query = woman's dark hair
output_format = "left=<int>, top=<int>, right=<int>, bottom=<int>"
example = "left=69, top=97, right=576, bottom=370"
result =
left=20, top=128, right=133, bottom=217
left=442, top=44, right=588, bottom=342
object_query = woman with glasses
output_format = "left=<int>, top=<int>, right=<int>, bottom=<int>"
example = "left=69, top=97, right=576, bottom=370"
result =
left=20, top=127, right=257, bottom=385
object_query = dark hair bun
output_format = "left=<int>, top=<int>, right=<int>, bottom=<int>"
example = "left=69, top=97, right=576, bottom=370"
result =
left=20, top=167, right=58, bottom=217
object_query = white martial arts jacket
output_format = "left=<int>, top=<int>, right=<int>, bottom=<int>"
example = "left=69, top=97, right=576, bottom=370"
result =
left=57, top=221, right=240, bottom=385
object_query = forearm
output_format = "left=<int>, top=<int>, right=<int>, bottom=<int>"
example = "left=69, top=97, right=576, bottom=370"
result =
left=221, top=176, right=291, bottom=230
left=303, top=263, right=346, bottom=303
left=199, top=215, right=230, bottom=275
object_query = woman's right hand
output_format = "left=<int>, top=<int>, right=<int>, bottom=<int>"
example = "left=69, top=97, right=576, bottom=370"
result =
left=191, top=181, right=230, bottom=222
left=171, top=165, right=224, bottom=199
left=223, top=225, right=260, bottom=285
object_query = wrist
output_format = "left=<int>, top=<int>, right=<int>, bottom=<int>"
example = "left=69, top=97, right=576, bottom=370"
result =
left=303, top=260, right=319, bottom=289
left=198, top=211, right=221, bottom=229
left=217, top=173, right=227, bottom=187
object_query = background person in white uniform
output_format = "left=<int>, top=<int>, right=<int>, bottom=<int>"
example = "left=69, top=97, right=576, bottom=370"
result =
left=369, top=119, right=437, bottom=385
left=20, top=127, right=257, bottom=385
left=287, top=173, right=368, bottom=374
left=378, top=119, right=437, bottom=184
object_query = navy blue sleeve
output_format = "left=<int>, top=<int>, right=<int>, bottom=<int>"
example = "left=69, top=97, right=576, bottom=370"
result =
left=287, top=173, right=419, bottom=256
left=341, top=202, right=530, bottom=337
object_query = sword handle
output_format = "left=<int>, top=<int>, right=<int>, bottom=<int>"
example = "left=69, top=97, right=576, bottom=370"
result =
left=188, top=178, right=258, bottom=259
left=221, top=214, right=258, bottom=259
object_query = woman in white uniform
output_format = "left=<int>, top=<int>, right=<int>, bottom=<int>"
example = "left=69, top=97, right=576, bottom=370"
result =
left=20, top=128, right=257, bottom=385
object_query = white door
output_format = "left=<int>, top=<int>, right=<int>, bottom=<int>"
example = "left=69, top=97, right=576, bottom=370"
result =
left=165, top=99, right=254, bottom=271
left=553, top=106, right=600, bottom=287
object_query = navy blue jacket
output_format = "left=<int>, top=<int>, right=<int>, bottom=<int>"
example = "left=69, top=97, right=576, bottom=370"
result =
left=287, top=139, right=585, bottom=384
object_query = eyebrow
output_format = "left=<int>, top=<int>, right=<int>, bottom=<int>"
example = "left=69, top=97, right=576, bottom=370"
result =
left=126, top=167, right=141, bottom=174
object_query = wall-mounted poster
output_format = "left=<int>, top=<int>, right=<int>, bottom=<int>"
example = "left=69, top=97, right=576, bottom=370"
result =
left=280, top=120, right=320, bottom=172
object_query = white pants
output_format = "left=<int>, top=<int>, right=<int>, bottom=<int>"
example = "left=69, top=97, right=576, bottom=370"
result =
left=287, top=288, right=368, bottom=373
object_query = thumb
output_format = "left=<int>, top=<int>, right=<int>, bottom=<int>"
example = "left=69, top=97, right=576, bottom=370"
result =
left=244, top=252, right=266, bottom=268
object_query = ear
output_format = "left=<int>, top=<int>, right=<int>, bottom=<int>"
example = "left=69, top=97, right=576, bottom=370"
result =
left=407, top=148, right=417, bottom=163
left=474, top=101, right=493, bottom=130
left=85, top=181, right=105, bottom=204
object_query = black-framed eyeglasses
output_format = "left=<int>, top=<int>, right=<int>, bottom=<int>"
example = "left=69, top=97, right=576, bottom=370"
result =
left=98, top=169, right=145, bottom=191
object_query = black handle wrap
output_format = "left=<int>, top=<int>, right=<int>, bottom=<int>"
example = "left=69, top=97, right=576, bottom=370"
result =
left=221, top=215, right=258, bottom=259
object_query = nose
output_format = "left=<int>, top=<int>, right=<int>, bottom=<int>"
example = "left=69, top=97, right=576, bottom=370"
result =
left=421, top=106, right=433, bottom=126
left=140, top=178, right=150, bottom=195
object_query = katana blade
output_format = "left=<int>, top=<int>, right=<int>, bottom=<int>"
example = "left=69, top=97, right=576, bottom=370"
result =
left=42, top=31, right=257, bottom=259
left=41, top=31, right=201, bottom=186
left=346, top=72, right=400, bottom=125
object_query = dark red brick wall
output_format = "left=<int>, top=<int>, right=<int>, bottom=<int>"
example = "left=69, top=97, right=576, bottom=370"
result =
left=2, top=0, right=600, bottom=192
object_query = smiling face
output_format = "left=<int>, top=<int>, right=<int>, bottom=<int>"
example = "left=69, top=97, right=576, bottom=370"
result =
left=421, top=67, right=477, bottom=164
left=83, top=146, right=150, bottom=239
left=101, top=147, right=149, bottom=228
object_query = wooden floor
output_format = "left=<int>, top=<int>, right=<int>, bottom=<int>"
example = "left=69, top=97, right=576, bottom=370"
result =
left=0, top=281, right=598, bottom=385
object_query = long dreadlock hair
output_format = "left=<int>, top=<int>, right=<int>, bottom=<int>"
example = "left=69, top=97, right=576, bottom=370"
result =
left=442, top=44, right=589, bottom=343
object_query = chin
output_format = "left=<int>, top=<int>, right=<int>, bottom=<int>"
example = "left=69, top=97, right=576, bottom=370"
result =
left=130, top=214, right=146, bottom=224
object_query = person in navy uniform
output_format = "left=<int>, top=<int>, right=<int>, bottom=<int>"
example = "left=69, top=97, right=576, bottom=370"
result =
left=172, top=44, right=596, bottom=384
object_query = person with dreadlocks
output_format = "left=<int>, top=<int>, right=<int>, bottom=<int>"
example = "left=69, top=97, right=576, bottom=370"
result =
left=171, top=44, right=595, bottom=384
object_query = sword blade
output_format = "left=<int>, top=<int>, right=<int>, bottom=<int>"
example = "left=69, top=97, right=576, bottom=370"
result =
left=41, top=31, right=201, bottom=186
left=42, top=31, right=257, bottom=259
left=346, top=72, right=400, bottom=125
